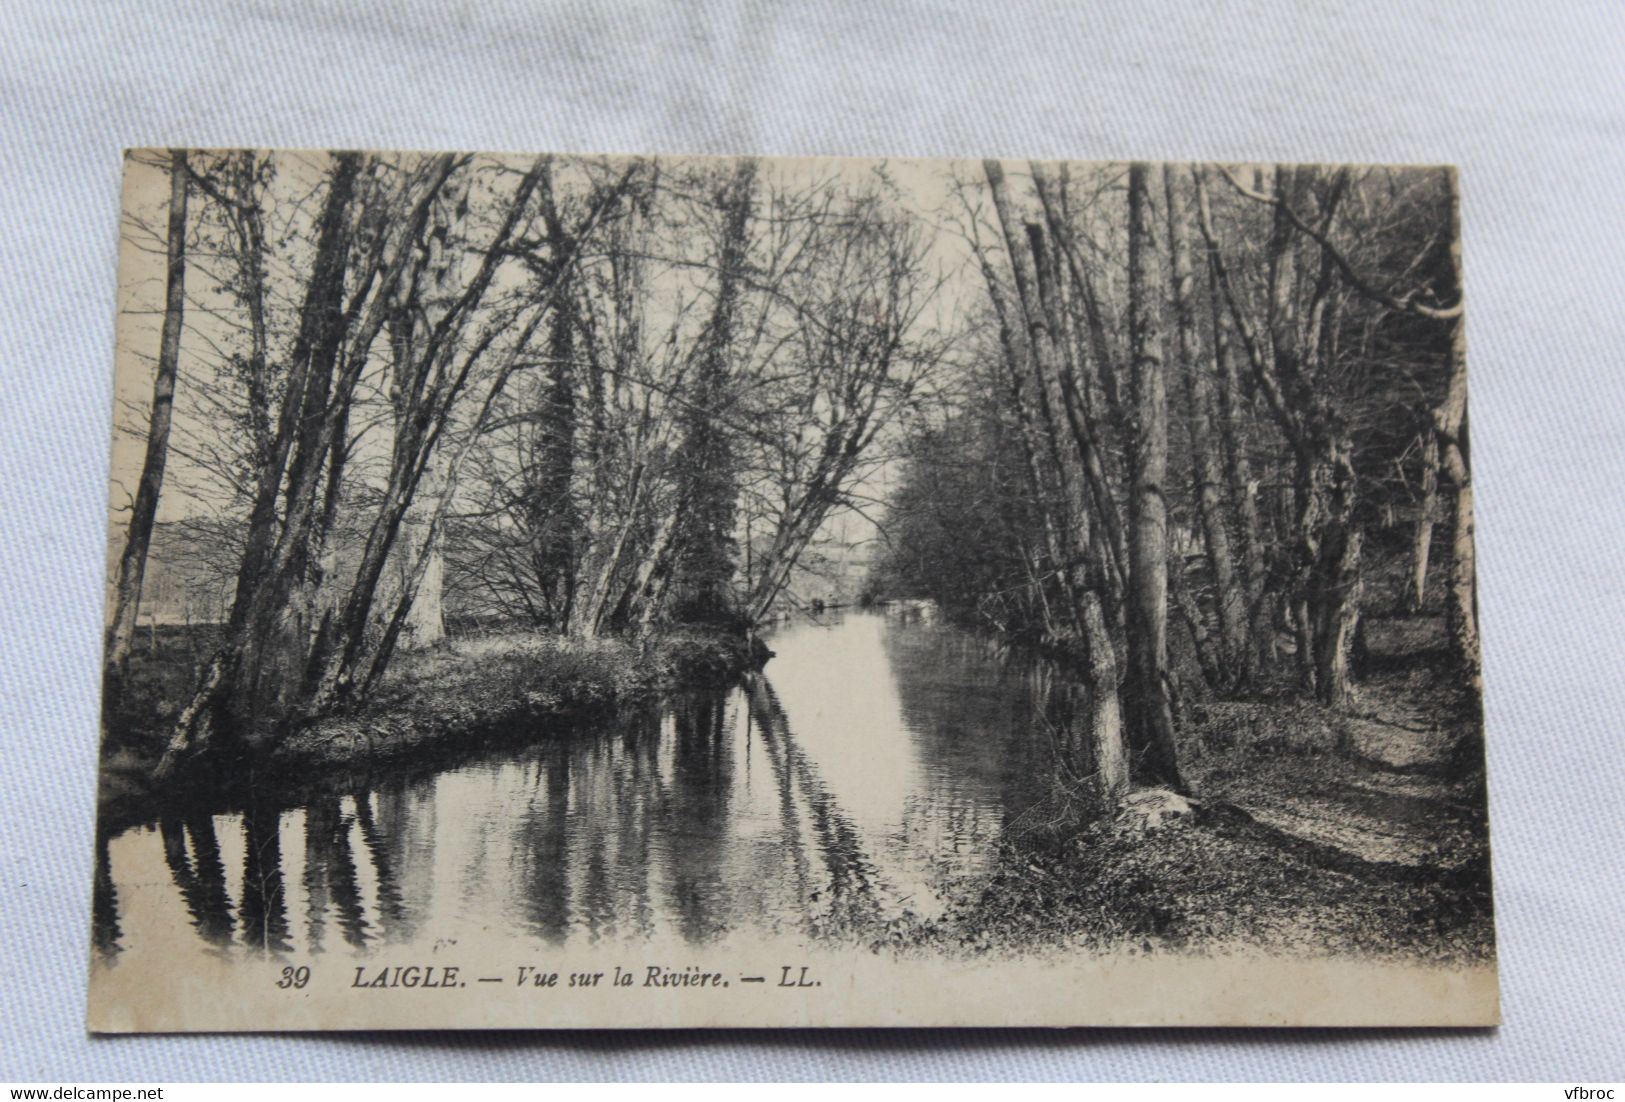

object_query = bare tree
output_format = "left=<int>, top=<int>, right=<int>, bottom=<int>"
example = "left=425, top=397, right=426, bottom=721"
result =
left=743, top=188, right=936, bottom=625
left=1124, top=163, right=1184, bottom=789
left=105, top=150, right=189, bottom=701
left=980, top=159, right=1130, bottom=800
left=1164, top=167, right=1248, bottom=687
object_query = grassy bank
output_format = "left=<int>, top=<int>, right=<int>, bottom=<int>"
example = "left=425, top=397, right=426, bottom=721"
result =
left=276, top=626, right=764, bottom=771
left=100, top=623, right=767, bottom=815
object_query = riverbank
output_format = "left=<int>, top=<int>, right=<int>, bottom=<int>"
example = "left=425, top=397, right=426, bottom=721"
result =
left=98, top=623, right=769, bottom=818
left=274, top=625, right=766, bottom=771
left=886, top=608, right=1495, bottom=963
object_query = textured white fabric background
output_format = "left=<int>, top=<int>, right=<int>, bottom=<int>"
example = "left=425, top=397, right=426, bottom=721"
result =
left=2, top=0, right=1622, bottom=1082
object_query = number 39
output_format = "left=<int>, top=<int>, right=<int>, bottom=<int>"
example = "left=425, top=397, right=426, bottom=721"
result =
left=276, top=965, right=311, bottom=989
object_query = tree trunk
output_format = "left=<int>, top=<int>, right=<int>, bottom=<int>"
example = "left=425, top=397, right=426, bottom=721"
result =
left=105, top=150, right=188, bottom=699
left=1195, top=172, right=1272, bottom=667
left=972, top=183, right=1127, bottom=800
left=227, top=152, right=367, bottom=723
left=577, top=471, right=644, bottom=638
left=305, top=159, right=545, bottom=712
left=1165, top=168, right=1247, bottom=687
left=361, top=308, right=552, bottom=697
left=1310, top=517, right=1362, bottom=706
left=670, top=159, right=755, bottom=621
left=158, top=154, right=450, bottom=774
left=1207, top=164, right=1361, bottom=707
left=1080, top=591, right=1129, bottom=803
left=1168, top=550, right=1222, bottom=688
left=1436, top=170, right=1478, bottom=685
left=1291, top=428, right=1362, bottom=707
left=1023, top=175, right=1130, bottom=605
left=530, top=284, right=580, bottom=629
left=390, top=181, right=469, bottom=651
left=404, top=516, right=445, bottom=645
left=1406, top=428, right=1439, bottom=612
left=983, top=161, right=1094, bottom=642
left=974, top=245, right=1075, bottom=644
left=1443, top=429, right=1477, bottom=686
left=621, top=508, right=681, bottom=628
left=1124, top=163, right=1184, bottom=791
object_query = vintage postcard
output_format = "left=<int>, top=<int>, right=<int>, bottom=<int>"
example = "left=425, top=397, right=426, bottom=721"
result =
left=90, top=148, right=1496, bottom=1030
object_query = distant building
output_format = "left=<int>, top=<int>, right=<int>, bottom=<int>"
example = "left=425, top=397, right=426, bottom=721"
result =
left=105, top=520, right=237, bottom=627
left=781, top=539, right=874, bottom=610
left=106, top=517, right=444, bottom=648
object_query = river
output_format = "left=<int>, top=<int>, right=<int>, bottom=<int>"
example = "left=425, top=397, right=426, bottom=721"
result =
left=93, top=608, right=1071, bottom=963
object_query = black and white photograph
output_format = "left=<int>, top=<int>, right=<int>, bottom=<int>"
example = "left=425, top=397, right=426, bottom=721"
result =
left=88, top=148, right=1496, bottom=1030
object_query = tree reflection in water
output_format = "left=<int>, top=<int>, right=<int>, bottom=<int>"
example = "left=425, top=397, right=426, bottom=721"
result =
left=744, top=675, right=886, bottom=934
left=159, top=814, right=235, bottom=949
left=303, top=797, right=369, bottom=950
left=91, top=828, right=122, bottom=961
left=238, top=799, right=290, bottom=954
left=95, top=613, right=1059, bottom=963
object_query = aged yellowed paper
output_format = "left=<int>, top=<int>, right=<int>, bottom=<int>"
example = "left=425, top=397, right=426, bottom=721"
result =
left=91, top=149, right=1496, bottom=1030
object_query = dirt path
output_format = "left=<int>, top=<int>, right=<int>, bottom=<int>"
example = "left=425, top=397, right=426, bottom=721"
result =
left=1190, top=613, right=1488, bottom=874
left=891, top=611, right=1494, bottom=961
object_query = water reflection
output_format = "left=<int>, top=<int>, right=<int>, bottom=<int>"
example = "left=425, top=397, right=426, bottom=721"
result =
left=96, top=610, right=1080, bottom=963
left=239, top=799, right=290, bottom=954
left=665, top=692, right=736, bottom=942
left=160, top=814, right=235, bottom=948
left=90, top=828, right=121, bottom=961
left=307, top=796, right=370, bottom=950
left=744, top=676, right=885, bottom=930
